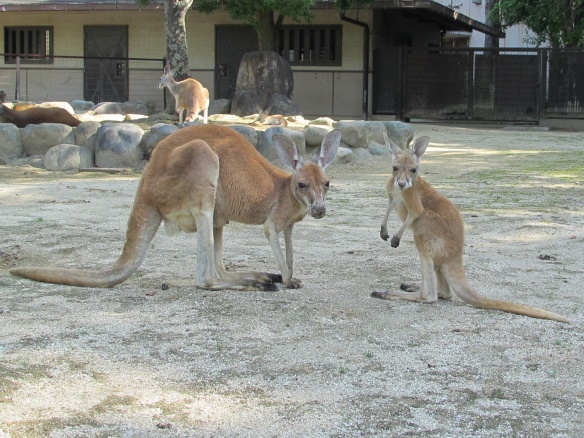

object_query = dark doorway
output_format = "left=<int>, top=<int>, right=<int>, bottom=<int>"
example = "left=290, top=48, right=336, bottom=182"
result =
left=215, top=25, right=258, bottom=100
left=84, top=26, right=128, bottom=103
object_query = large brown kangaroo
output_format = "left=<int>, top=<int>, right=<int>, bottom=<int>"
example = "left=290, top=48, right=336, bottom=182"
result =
left=372, top=134, right=570, bottom=323
left=10, top=125, right=341, bottom=291
left=0, top=104, right=80, bottom=127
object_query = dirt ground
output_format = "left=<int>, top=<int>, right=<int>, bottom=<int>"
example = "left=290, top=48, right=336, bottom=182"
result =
left=0, top=123, right=583, bottom=437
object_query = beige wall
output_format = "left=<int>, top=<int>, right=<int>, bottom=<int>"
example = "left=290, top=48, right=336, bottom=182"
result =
left=0, top=9, right=370, bottom=118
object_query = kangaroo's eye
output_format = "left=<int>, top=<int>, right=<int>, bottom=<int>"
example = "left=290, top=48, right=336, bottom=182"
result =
left=392, top=166, right=399, bottom=172
left=324, top=181, right=330, bottom=188
left=410, top=168, right=417, bottom=174
left=298, top=182, right=308, bottom=189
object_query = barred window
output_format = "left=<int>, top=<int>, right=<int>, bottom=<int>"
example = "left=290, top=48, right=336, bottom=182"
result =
left=4, top=27, right=54, bottom=64
left=278, top=25, right=342, bottom=66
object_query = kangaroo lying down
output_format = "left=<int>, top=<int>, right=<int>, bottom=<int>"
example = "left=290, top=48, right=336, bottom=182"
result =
left=10, top=124, right=341, bottom=290
left=0, top=104, right=80, bottom=127
left=372, top=134, right=570, bottom=323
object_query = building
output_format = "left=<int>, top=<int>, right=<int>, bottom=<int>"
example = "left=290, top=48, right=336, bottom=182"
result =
left=0, top=0, right=503, bottom=118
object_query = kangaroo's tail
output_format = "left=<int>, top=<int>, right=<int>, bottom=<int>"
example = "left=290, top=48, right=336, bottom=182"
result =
left=10, top=204, right=162, bottom=288
left=442, top=261, right=570, bottom=323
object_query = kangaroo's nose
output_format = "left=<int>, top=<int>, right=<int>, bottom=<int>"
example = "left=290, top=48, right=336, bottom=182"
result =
left=311, top=205, right=326, bottom=219
left=398, top=180, right=407, bottom=188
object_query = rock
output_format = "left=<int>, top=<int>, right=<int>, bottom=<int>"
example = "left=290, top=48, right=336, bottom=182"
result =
left=145, top=123, right=180, bottom=155
left=265, top=93, right=303, bottom=117
left=333, top=121, right=388, bottom=149
left=334, top=146, right=354, bottom=164
left=209, top=99, right=231, bottom=115
left=95, top=123, right=144, bottom=168
left=119, top=102, right=149, bottom=116
left=43, top=144, right=93, bottom=171
left=0, top=123, right=23, bottom=164
left=309, top=117, right=335, bottom=127
left=304, top=125, right=334, bottom=148
left=258, top=126, right=305, bottom=164
left=8, top=155, right=44, bottom=168
left=231, top=89, right=261, bottom=117
left=92, top=102, right=122, bottom=115
left=232, top=51, right=295, bottom=116
left=21, top=123, right=75, bottom=156
left=382, top=121, right=415, bottom=149
left=74, top=121, right=101, bottom=153
left=228, top=125, right=259, bottom=147
left=70, top=100, right=95, bottom=112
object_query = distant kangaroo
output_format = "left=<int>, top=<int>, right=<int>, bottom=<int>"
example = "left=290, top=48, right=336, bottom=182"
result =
left=372, top=134, right=570, bottom=323
left=10, top=125, right=341, bottom=291
left=0, top=104, right=80, bottom=128
left=158, top=63, right=209, bottom=124
left=252, top=107, right=288, bottom=127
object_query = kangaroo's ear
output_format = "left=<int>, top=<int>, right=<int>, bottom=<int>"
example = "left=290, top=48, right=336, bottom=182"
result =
left=163, top=63, right=170, bottom=74
left=412, top=136, right=430, bottom=159
left=169, top=67, right=178, bottom=77
left=314, top=129, right=341, bottom=169
left=384, top=132, right=402, bottom=158
left=273, top=134, right=303, bottom=170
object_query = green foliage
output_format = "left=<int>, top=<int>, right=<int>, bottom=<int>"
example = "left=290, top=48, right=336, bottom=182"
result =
left=193, top=0, right=314, bottom=25
left=492, top=0, right=584, bottom=47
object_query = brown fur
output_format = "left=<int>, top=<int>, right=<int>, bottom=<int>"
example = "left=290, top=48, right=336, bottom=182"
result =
left=372, top=134, right=570, bottom=323
left=10, top=125, right=341, bottom=291
left=0, top=104, right=80, bottom=127
left=158, top=64, right=210, bottom=124
left=252, top=108, right=288, bottom=127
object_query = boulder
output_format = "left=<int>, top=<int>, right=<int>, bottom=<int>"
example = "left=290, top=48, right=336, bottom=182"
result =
left=209, top=99, right=231, bottom=115
left=265, top=93, right=303, bottom=117
left=382, top=121, right=415, bottom=149
left=70, top=100, right=95, bottom=112
left=0, top=123, right=23, bottom=164
left=304, top=125, right=334, bottom=148
left=231, top=89, right=261, bottom=117
left=232, top=51, right=295, bottom=116
left=21, top=123, right=75, bottom=156
left=92, top=102, right=122, bottom=115
left=229, top=125, right=259, bottom=147
left=43, top=144, right=93, bottom=171
left=8, top=155, right=44, bottom=168
left=119, top=102, right=149, bottom=116
left=333, top=121, right=388, bottom=149
left=95, top=123, right=144, bottom=168
left=74, top=121, right=101, bottom=153
left=258, top=127, right=305, bottom=164
left=145, top=123, right=180, bottom=155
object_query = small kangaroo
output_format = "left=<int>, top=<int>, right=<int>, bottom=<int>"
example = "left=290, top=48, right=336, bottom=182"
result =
left=158, top=63, right=210, bottom=124
left=372, top=134, right=570, bottom=323
left=252, top=107, right=288, bottom=127
left=0, top=104, right=80, bottom=128
left=10, top=125, right=341, bottom=291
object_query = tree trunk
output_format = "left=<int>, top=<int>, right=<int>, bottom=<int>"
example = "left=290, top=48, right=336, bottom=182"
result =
left=164, top=0, right=193, bottom=80
left=484, top=0, right=500, bottom=48
left=255, top=9, right=276, bottom=52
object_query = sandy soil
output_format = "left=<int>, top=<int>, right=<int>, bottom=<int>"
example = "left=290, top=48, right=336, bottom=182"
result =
left=0, top=123, right=583, bottom=437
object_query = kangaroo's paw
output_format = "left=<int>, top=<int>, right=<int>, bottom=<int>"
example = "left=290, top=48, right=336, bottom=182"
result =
left=400, top=283, right=419, bottom=292
left=390, top=236, right=401, bottom=248
left=263, top=273, right=283, bottom=283
left=286, top=278, right=303, bottom=289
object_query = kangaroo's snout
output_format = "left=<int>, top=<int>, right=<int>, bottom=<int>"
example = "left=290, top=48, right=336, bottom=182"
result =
left=310, top=204, right=326, bottom=219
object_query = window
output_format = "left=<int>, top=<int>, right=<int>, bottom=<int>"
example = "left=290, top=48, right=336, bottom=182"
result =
left=4, top=27, right=54, bottom=64
left=442, top=33, right=470, bottom=48
left=278, top=25, right=342, bottom=66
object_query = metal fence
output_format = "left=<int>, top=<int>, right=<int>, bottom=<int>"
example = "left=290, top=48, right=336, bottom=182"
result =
left=398, top=48, right=584, bottom=122
left=0, top=54, right=165, bottom=111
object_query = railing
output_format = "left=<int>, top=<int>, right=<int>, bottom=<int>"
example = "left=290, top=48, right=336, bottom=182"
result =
left=397, top=47, right=584, bottom=122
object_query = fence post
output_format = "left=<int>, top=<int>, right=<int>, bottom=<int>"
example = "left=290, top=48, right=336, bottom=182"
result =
left=396, top=46, right=405, bottom=121
left=538, top=49, right=547, bottom=120
left=15, top=56, right=21, bottom=101
left=466, top=49, right=474, bottom=119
